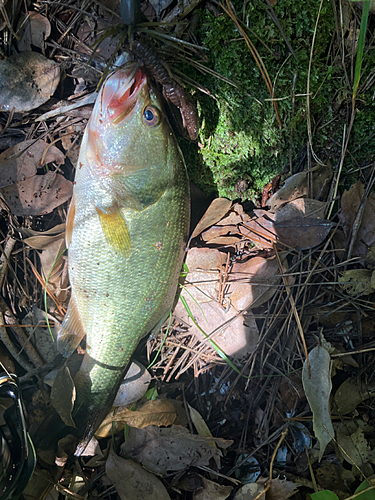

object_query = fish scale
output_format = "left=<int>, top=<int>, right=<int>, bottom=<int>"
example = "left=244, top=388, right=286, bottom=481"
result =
left=56, top=64, right=190, bottom=453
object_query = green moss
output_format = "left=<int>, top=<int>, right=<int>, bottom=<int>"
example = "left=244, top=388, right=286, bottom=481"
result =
left=181, top=0, right=375, bottom=199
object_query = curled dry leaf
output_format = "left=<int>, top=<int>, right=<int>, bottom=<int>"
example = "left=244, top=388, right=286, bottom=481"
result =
left=0, top=51, right=60, bottom=112
left=120, top=425, right=233, bottom=475
left=23, top=223, right=66, bottom=250
left=191, top=198, right=232, bottom=239
left=267, top=164, right=333, bottom=212
left=302, top=344, right=334, bottom=461
left=50, top=366, right=76, bottom=428
left=17, top=11, right=51, bottom=51
left=106, top=449, right=171, bottom=500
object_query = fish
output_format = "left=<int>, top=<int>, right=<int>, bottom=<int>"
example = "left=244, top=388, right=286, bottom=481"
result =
left=57, top=63, right=190, bottom=454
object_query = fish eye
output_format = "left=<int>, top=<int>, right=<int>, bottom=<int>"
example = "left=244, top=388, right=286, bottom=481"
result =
left=142, top=105, right=160, bottom=127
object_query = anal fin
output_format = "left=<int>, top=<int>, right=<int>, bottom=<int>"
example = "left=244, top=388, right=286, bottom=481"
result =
left=96, top=206, right=131, bottom=256
left=57, top=297, right=86, bottom=357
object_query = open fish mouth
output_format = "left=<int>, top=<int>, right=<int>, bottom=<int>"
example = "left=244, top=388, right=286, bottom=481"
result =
left=101, top=65, right=146, bottom=124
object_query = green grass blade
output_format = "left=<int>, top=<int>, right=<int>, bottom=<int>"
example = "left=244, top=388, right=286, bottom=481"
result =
left=352, top=0, right=370, bottom=99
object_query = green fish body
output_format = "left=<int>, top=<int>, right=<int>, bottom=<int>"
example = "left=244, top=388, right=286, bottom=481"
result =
left=58, top=65, right=190, bottom=453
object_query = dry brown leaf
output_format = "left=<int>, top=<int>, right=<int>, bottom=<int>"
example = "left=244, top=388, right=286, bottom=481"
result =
left=339, top=269, right=373, bottom=295
left=193, top=476, right=232, bottom=500
left=339, top=181, right=375, bottom=259
left=107, top=399, right=177, bottom=429
left=186, top=247, right=227, bottom=271
left=191, top=198, right=232, bottom=239
left=0, top=139, right=65, bottom=187
left=217, top=203, right=250, bottom=225
left=334, top=378, right=375, bottom=415
left=267, top=165, right=333, bottom=212
left=1, top=170, right=72, bottom=216
left=23, top=223, right=66, bottom=249
left=267, top=172, right=308, bottom=211
left=17, top=12, right=51, bottom=51
left=0, top=51, right=60, bottom=112
left=228, top=254, right=286, bottom=311
left=106, top=449, right=171, bottom=500
left=174, top=295, right=259, bottom=359
left=257, top=478, right=298, bottom=500
left=50, top=366, right=76, bottom=428
left=120, top=425, right=233, bottom=475
left=201, top=225, right=239, bottom=242
left=234, top=483, right=265, bottom=500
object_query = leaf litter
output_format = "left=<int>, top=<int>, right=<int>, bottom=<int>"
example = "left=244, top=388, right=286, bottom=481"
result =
left=1, top=1, right=375, bottom=499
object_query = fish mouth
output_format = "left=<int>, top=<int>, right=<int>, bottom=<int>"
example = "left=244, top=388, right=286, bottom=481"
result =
left=103, top=65, right=146, bottom=124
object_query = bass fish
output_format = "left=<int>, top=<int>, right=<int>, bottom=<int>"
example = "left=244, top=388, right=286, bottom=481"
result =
left=57, top=63, right=190, bottom=454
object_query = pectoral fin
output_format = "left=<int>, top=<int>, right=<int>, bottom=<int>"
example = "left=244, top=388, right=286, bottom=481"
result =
left=96, top=206, right=131, bottom=256
left=57, top=297, right=86, bottom=357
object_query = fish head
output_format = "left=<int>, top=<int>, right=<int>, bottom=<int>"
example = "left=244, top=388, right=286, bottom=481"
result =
left=86, top=64, right=176, bottom=174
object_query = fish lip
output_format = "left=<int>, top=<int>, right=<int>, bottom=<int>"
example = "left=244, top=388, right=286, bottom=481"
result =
left=103, top=66, right=147, bottom=124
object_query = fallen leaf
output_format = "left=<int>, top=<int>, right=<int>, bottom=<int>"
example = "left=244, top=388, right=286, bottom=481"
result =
left=104, top=399, right=177, bottom=430
left=175, top=295, right=259, bottom=359
left=233, top=483, right=265, bottom=500
left=228, top=254, right=287, bottom=310
left=1, top=170, right=72, bottom=216
left=192, top=198, right=232, bottom=239
left=302, top=344, right=334, bottom=461
left=334, top=426, right=375, bottom=466
left=0, top=139, right=65, bottom=188
left=334, top=378, right=375, bottom=415
left=0, top=51, right=60, bottom=112
left=120, top=425, right=233, bottom=475
left=23, top=306, right=58, bottom=364
left=267, top=172, right=308, bottom=211
left=186, top=247, right=227, bottom=272
left=17, top=11, right=51, bottom=51
left=241, top=202, right=333, bottom=251
left=188, top=403, right=219, bottom=467
left=315, top=463, right=355, bottom=492
left=339, top=269, right=373, bottom=295
left=261, top=478, right=298, bottom=500
left=201, top=225, right=240, bottom=242
left=193, top=476, right=232, bottom=500
left=50, top=366, right=76, bottom=428
left=267, top=165, right=333, bottom=212
left=23, top=223, right=66, bottom=249
left=339, top=181, right=375, bottom=259
left=106, top=449, right=171, bottom=500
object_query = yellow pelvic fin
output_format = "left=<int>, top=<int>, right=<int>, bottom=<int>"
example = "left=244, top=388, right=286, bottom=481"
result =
left=57, top=297, right=86, bottom=357
left=96, top=206, right=131, bottom=256
left=65, top=195, right=75, bottom=249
